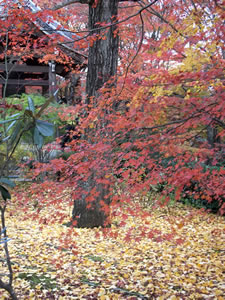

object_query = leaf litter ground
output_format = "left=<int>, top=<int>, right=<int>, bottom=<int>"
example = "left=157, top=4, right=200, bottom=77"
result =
left=0, top=193, right=224, bottom=299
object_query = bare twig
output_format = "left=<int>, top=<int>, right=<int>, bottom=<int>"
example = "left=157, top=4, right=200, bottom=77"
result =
left=0, top=206, right=18, bottom=299
left=118, top=11, right=145, bottom=96
left=53, top=0, right=141, bottom=11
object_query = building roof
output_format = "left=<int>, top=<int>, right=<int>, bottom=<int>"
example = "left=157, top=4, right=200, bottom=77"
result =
left=0, top=0, right=87, bottom=64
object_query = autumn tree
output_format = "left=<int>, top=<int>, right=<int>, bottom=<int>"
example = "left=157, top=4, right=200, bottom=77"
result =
left=48, top=0, right=224, bottom=221
left=68, top=0, right=119, bottom=227
left=51, top=0, right=146, bottom=228
left=2, top=0, right=224, bottom=232
left=2, top=0, right=224, bottom=298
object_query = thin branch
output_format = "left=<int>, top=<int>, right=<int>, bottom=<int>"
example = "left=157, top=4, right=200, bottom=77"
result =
left=52, top=0, right=90, bottom=10
left=52, top=0, right=141, bottom=10
left=190, top=101, right=225, bottom=129
left=212, top=117, right=225, bottom=129
left=141, top=113, right=202, bottom=132
left=1, top=1, right=159, bottom=55
left=139, top=0, right=184, bottom=37
left=0, top=206, right=18, bottom=299
left=118, top=11, right=145, bottom=96
left=51, top=0, right=160, bottom=34
left=213, top=0, right=225, bottom=11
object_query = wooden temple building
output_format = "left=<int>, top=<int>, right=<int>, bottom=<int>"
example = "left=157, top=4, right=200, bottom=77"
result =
left=0, top=0, right=86, bottom=104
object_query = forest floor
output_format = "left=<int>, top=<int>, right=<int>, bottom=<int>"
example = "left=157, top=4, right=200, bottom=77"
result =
left=0, top=191, right=225, bottom=300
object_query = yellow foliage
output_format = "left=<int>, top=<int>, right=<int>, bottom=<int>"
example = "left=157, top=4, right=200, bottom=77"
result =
left=179, top=48, right=210, bottom=72
left=1, top=196, right=224, bottom=299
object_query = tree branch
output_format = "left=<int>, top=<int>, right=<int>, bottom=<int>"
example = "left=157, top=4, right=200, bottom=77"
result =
left=139, top=0, right=184, bottom=37
left=118, top=11, right=145, bottom=96
left=0, top=206, right=18, bottom=299
left=52, top=0, right=90, bottom=11
left=52, top=0, right=140, bottom=10
left=141, top=113, right=202, bottom=132
left=51, top=0, right=159, bottom=36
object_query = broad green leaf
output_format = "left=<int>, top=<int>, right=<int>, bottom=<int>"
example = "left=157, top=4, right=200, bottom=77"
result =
left=2, top=135, right=10, bottom=142
left=6, top=120, right=17, bottom=133
left=9, top=121, right=23, bottom=149
left=0, top=178, right=16, bottom=188
left=0, top=118, right=20, bottom=125
left=28, top=97, right=35, bottom=113
left=0, top=113, right=21, bottom=125
left=34, top=127, right=43, bottom=149
left=8, top=113, right=21, bottom=119
left=0, top=184, right=11, bottom=201
left=36, top=119, right=54, bottom=137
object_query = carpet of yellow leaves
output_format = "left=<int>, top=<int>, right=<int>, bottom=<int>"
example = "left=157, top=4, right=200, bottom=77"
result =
left=0, top=198, right=224, bottom=299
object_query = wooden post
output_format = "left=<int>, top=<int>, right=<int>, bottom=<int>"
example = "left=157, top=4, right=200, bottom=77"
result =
left=48, top=60, right=57, bottom=99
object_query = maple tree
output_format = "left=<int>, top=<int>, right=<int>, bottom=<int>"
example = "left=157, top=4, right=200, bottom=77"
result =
left=28, top=0, right=224, bottom=226
left=1, top=0, right=224, bottom=223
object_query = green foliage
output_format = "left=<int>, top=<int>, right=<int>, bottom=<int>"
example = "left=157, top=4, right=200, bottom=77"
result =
left=85, top=255, right=104, bottom=262
left=59, top=151, right=76, bottom=161
left=7, top=93, right=46, bottom=110
left=0, top=178, right=15, bottom=201
left=180, top=160, right=225, bottom=214
left=141, top=155, right=225, bottom=214
left=18, top=273, right=58, bottom=290
left=1, top=96, right=54, bottom=151
left=12, top=145, right=32, bottom=163
left=80, top=275, right=100, bottom=287
left=35, top=120, right=54, bottom=137
left=21, top=94, right=64, bottom=127
left=0, top=177, right=15, bottom=188
left=5, top=93, right=63, bottom=126
left=0, top=185, right=11, bottom=201
left=0, top=95, right=54, bottom=202
left=181, top=182, right=224, bottom=214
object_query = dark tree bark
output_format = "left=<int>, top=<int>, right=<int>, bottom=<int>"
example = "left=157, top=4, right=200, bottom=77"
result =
left=0, top=207, right=18, bottom=300
left=207, top=125, right=220, bottom=148
left=72, top=0, right=119, bottom=228
left=86, top=0, right=119, bottom=99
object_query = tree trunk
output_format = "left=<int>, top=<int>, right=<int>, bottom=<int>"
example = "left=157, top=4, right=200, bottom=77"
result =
left=86, top=0, right=119, bottom=99
left=207, top=125, right=220, bottom=148
left=72, top=0, right=119, bottom=228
